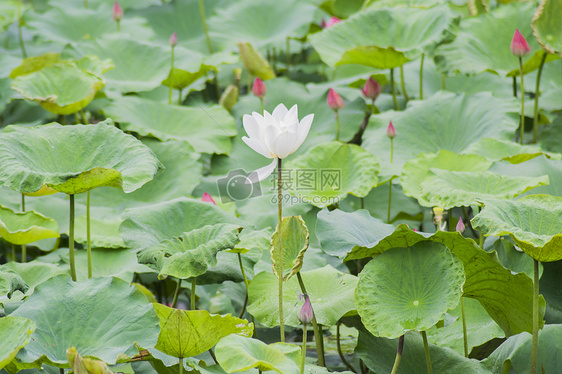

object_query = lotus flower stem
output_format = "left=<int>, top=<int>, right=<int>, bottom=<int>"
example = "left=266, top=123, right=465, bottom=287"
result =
left=441, top=75, right=446, bottom=90
left=260, top=98, right=264, bottom=113
left=300, top=322, right=307, bottom=374
left=17, top=0, right=27, bottom=58
left=169, top=45, right=175, bottom=105
left=198, top=0, right=213, bottom=53
left=399, top=65, right=409, bottom=102
left=513, top=77, right=518, bottom=98
left=337, top=320, right=357, bottom=373
left=421, top=330, right=433, bottom=374
left=277, top=158, right=285, bottom=342
left=296, top=272, right=325, bottom=366
left=335, top=111, right=341, bottom=141
left=461, top=297, right=468, bottom=357
left=419, top=53, right=425, bottom=100
left=69, top=194, right=77, bottom=282
left=237, top=252, right=257, bottom=334
left=519, top=57, right=525, bottom=145
left=387, top=127, right=395, bottom=224
left=532, top=52, right=547, bottom=144
left=84, top=0, right=88, bottom=8
left=191, top=277, right=196, bottom=310
left=116, top=20, right=120, bottom=32
left=387, top=179, right=393, bottom=224
left=171, top=279, right=181, bottom=308
left=20, top=193, right=26, bottom=262
left=390, top=335, right=405, bottom=374
left=87, top=190, right=92, bottom=279
left=390, top=68, right=398, bottom=110
left=531, top=258, right=539, bottom=374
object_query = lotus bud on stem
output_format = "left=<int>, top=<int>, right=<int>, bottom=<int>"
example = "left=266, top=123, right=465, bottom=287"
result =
left=362, top=77, right=381, bottom=112
left=202, top=192, right=216, bottom=205
left=511, top=29, right=531, bottom=145
left=298, top=294, right=313, bottom=374
left=325, top=17, right=341, bottom=28
left=112, top=1, right=123, bottom=31
left=328, top=88, right=345, bottom=141
left=456, top=216, right=465, bottom=233
left=252, top=77, right=266, bottom=113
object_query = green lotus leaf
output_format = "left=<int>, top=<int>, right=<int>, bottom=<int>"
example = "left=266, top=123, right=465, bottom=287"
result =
left=463, top=138, right=559, bottom=164
left=0, top=120, right=163, bottom=195
left=66, top=347, right=112, bottom=374
left=162, top=66, right=212, bottom=91
left=286, top=142, right=379, bottom=208
left=138, top=223, right=242, bottom=280
left=0, top=1, right=25, bottom=32
left=426, top=297, right=505, bottom=356
left=493, top=238, right=543, bottom=280
left=104, top=96, right=236, bottom=155
left=26, top=6, right=153, bottom=45
left=532, top=0, right=562, bottom=56
left=215, top=334, right=299, bottom=374
left=12, top=275, right=159, bottom=367
left=67, top=37, right=170, bottom=93
left=231, top=227, right=273, bottom=254
left=70, top=248, right=154, bottom=282
left=1, top=262, right=67, bottom=296
left=208, top=0, right=317, bottom=51
left=483, top=324, right=562, bottom=373
left=11, top=62, right=104, bottom=114
left=309, top=6, right=459, bottom=68
left=74, top=216, right=124, bottom=249
left=119, top=198, right=243, bottom=253
left=356, top=328, right=492, bottom=374
left=154, top=304, right=252, bottom=360
left=237, top=42, right=275, bottom=80
left=197, top=248, right=261, bottom=285
left=401, top=151, right=493, bottom=206
left=0, top=317, right=36, bottom=370
left=0, top=205, right=59, bottom=245
left=419, top=170, right=549, bottom=209
left=316, top=209, right=543, bottom=335
left=247, top=265, right=358, bottom=328
left=362, top=92, right=518, bottom=179
left=271, top=216, right=309, bottom=281
left=434, top=3, right=556, bottom=76
left=9, top=53, right=61, bottom=79
left=356, top=242, right=465, bottom=338
left=472, top=194, right=562, bottom=262
left=0, top=267, right=28, bottom=297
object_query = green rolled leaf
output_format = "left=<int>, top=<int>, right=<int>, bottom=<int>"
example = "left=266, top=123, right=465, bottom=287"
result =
left=9, top=53, right=61, bottom=79
left=532, top=0, right=562, bottom=56
left=0, top=317, right=36, bottom=370
left=355, top=242, right=465, bottom=338
left=0, top=267, right=28, bottom=298
left=154, top=304, right=253, bottom=359
left=472, top=194, right=562, bottom=262
left=0, top=205, right=59, bottom=245
left=2, top=262, right=66, bottom=295
left=271, top=216, right=309, bottom=281
left=237, top=43, right=275, bottom=80
left=11, top=275, right=159, bottom=367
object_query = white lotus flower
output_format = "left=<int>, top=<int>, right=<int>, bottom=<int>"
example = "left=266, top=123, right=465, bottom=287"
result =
left=242, top=104, right=314, bottom=182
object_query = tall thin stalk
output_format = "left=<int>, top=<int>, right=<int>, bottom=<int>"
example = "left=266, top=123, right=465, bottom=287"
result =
left=399, top=65, right=409, bottom=102
left=84, top=0, right=88, bottom=8
left=461, top=297, right=468, bottom=357
left=277, top=158, right=285, bottom=342
left=419, top=53, right=425, bottom=100
left=518, top=57, right=525, bottom=145
left=336, top=321, right=357, bottom=373
left=390, top=68, right=398, bottom=110
left=335, top=111, right=341, bottom=141
left=179, top=357, right=183, bottom=374
left=17, top=1, right=27, bottom=58
left=390, top=335, right=405, bottom=374
left=532, top=52, right=547, bottom=143
left=237, top=253, right=257, bottom=336
left=296, top=272, right=325, bottom=366
left=421, top=330, right=433, bottom=374
left=198, top=0, right=213, bottom=54
left=171, top=279, right=182, bottom=308
left=513, top=77, right=518, bottom=98
left=441, top=75, right=446, bottom=90
left=86, top=191, right=92, bottom=278
left=169, top=44, right=175, bottom=105
left=531, top=259, right=540, bottom=374
left=21, top=193, right=26, bottom=263
left=69, top=194, right=77, bottom=281
left=300, top=322, right=307, bottom=374
left=191, top=278, right=196, bottom=310
left=387, top=137, right=394, bottom=224
left=286, top=37, right=291, bottom=77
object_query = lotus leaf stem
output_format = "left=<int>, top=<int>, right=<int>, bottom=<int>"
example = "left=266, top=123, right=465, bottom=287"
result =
left=337, top=320, right=357, bottom=373
left=21, top=193, right=26, bottom=263
left=399, top=65, right=409, bottom=102
left=178, top=88, right=182, bottom=105
left=512, top=76, right=517, bottom=98
left=179, top=357, right=183, bottom=374
left=390, top=335, right=404, bottom=374
left=191, top=277, right=196, bottom=310
left=198, top=0, right=213, bottom=54
left=419, top=53, right=425, bottom=100
left=335, top=111, right=341, bottom=141
left=87, top=190, right=92, bottom=278
left=237, top=252, right=257, bottom=335
left=296, top=272, right=325, bottom=366
left=171, top=279, right=181, bottom=308
left=461, top=297, right=468, bottom=357
left=390, top=68, right=398, bottom=110
left=286, top=37, right=291, bottom=77
left=421, top=330, right=433, bottom=374
left=69, top=194, right=77, bottom=282
left=79, top=110, right=87, bottom=125
left=277, top=158, right=285, bottom=342
left=17, top=1, right=26, bottom=58
left=441, top=75, right=446, bottom=90
left=532, top=52, right=547, bottom=144
left=519, top=57, right=525, bottom=145
left=531, top=258, right=539, bottom=374
left=300, top=322, right=307, bottom=374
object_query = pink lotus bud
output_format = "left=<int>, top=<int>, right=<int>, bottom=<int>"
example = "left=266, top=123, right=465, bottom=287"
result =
left=298, top=294, right=313, bottom=324
left=387, top=121, right=396, bottom=139
left=362, top=77, right=382, bottom=101
left=252, top=77, right=266, bottom=99
left=169, top=32, right=177, bottom=47
left=456, top=217, right=465, bottom=233
left=112, top=1, right=123, bottom=21
left=327, top=88, right=344, bottom=111
left=326, top=17, right=341, bottom=28
left=511, top=29, right=531, bottom=57
left=202, top=193, right=216, bottom=205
